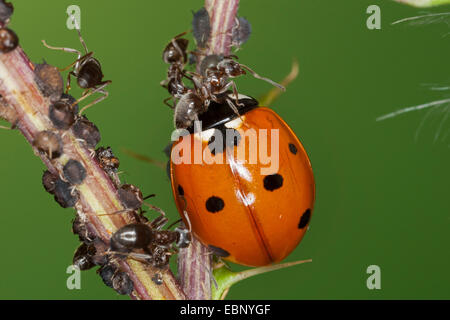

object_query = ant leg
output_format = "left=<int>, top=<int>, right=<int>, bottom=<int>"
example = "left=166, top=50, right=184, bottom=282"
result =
left=229, top=80, right=245, bottom=108
left=239, top=64, right=285, bottom=91
left=0, top=125, right=11, bottom=130
left=65, top=71, right=75, bottom=94
left=108, top=250, right=153, bottom=264
left=96, top=208, right=135, bottom=217
left=77, top=81, right=111, bottom=115
left=149, top=215, right=169, bottom=230
left=143, top=202, right=167, bottom=217
left=163, top=97, right=175, bottom=109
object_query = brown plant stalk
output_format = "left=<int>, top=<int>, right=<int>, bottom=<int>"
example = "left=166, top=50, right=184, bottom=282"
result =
left=177, top=0, right=240, bottom=300
left=0, top=27, right=185, bottom=300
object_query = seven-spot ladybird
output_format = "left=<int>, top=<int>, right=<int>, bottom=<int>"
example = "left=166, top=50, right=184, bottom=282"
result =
left=170, top=96, right=315, bottom=266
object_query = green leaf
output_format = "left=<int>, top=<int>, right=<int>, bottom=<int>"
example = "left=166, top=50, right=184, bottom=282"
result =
left=211, top=259, right=312, bottom=300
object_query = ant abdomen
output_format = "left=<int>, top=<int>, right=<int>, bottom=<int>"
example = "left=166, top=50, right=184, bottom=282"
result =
left=110, top=223, right=153, bottom=253
left=77, top=58, right=103, bottom=89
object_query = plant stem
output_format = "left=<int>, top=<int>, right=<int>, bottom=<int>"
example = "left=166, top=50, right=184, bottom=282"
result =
left=177, top=0, right=240, bottom=300
left=0, top=46, right=185, bottom=300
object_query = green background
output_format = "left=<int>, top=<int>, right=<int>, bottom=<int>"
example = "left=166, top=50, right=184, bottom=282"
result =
left=0, top=0, right=448, bottom=299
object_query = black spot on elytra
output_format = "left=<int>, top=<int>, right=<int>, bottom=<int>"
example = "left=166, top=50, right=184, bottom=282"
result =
left=289, top=143, right=298, bottom=155
left=208, top=245, right=230, bottom=257
left=208, top=129, right=223, bottom=155
left=263, top=174, right=283, bottom=191
left=208, top=128, right=241, bottom=155
left=226, top=128, right=241, bottom=148
left=298, top=209, right=311, bottom=229
left=177, top=185, right=184, bottom=196
left=205, top=196, right=224, bottom=213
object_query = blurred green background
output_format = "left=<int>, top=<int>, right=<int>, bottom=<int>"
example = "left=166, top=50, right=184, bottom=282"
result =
left=0, top=0, right=448, bottom=299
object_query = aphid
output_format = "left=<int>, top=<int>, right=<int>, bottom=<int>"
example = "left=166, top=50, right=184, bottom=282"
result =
left=231, top=17, right=252, bottom=49
left=0, top=0, right=13, bottom=24
left=0, top=27, right=18, bottom=53
left=53, top=178, right=79, bottom=208
left=117, top=184, right=144, bottom=211
left=72, top=215, right=97, bottom=243
left=42, top=19, right=111, bottom=115
left=73, top=242, right=97, bottom=271
left=192, top=7, right=211, bottom=48
left=33, top=130, right=63, bottom=159
left=63, top=159, right=86, bottom=185
left=42, top=170, right=57, bottom=194
left=34, top=62, right=64, bottom=102
left=49, top=98, right=77, bottom=130
left=98, top=263, right=134, bottom=295
left=0, top=95, right=17, bottom=128
left=72, top=116, right=101, bottom=148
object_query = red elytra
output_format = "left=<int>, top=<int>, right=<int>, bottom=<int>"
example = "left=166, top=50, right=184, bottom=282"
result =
left=170, top=99, right=315, bottom=267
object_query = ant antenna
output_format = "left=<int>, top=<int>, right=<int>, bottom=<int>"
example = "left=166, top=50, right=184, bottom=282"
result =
left=70, top=14, right=88, bottom=54
left=240, top=64, right=286, bottom=91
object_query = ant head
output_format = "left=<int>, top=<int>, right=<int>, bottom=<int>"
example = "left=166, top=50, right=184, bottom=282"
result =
left=218, top=58, right=245, bottom=77
left=175, top=227, right=191, bottom=248
left=163, top=38, right=189, bottom=64
left=199, top=54, right=222, bottom=76
left=0, top=27, right=18, bottom=53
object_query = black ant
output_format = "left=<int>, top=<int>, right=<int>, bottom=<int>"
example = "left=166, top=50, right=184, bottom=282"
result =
left=108, top=214, right=191, bottom=272
left=172, top=54, right=284, bottom=129
left=161, top=32, right=192, bottom=109
left=42, top=17, right=111, bottom=115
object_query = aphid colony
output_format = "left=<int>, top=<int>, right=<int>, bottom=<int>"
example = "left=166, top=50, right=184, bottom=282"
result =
left=36, top=29, right=191, bottom=294
left=0, top=1, right=190, bottom=296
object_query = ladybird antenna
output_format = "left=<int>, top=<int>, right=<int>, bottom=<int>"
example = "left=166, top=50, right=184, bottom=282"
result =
left=239, top=64, right=286, bottom=91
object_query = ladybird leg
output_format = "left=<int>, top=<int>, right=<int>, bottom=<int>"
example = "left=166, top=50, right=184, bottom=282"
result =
left=239, top=63, right=286, bottom=91
left=77, top=81, right=112, bottom=115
